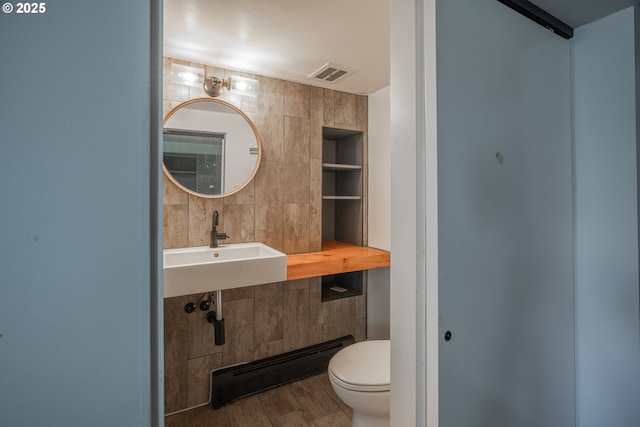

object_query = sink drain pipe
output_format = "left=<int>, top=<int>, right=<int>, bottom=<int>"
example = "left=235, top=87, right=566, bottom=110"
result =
left=207, top=290, right=225, bottom=345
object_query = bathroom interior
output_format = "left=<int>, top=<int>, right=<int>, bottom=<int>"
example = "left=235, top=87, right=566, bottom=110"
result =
left=161, top=0, right=392, bottom=422
left=161, top=59, right=391, bottom=425
left=2, top=0, right=640, bottom=426
left=161, top=0, right=640, bottom=425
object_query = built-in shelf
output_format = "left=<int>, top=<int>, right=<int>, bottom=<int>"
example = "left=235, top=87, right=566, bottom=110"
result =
left=286, top=241, right=390, bottom=281
left=322, top=195, right=361, bottom=200
left=322, top=127, right=363, bottom=246
left=321, top=271, right=363, bottom=301
left=321, top=127, right=366, bottom=300
left=322, top=163, right=362, bottom=171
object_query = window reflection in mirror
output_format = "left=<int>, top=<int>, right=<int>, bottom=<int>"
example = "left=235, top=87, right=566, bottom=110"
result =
left=163, top=129, right=224, bottom=195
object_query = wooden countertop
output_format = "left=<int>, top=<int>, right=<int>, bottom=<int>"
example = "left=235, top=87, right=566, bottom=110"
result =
left=286, top=241, right=390, bottom=280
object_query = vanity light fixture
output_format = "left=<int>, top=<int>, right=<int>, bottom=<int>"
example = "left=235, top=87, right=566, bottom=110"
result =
left=170, top=63, right=205, bottom=87
left=203, top=75, right=260, bottom=98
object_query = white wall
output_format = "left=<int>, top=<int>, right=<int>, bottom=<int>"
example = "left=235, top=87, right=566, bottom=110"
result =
left=390, top=0, right=439, bottom=425
left=572, top=8, right=640, bottom=426
left=367, top=86, right=391, bottom=340
left=390, top=0, right=419, bottom=422
left=368, top=85, right=391, bottom=251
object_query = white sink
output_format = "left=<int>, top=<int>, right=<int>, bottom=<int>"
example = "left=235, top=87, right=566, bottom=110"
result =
left=163, top=242, right=287, bottom=298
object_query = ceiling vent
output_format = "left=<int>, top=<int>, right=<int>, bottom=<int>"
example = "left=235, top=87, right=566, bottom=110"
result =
left=308, top=62, right=354, bottom=83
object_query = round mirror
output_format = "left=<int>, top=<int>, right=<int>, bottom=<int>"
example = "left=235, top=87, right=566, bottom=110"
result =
left=163, top=98, right=262, bottom=198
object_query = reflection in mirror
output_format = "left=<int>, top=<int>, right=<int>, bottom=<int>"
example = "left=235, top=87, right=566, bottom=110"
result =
left=163, top=98, right=261, bottom=198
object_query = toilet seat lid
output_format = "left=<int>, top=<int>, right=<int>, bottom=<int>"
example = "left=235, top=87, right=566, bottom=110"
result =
left=328, top=340, right=390, bottom=392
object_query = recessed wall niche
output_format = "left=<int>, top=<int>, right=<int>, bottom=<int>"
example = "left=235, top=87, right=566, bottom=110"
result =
left=322, top=127, right=364, bottom=246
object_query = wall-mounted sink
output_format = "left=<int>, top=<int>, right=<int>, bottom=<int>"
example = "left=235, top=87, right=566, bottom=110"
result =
left=163, top=242, right=287, bottom=298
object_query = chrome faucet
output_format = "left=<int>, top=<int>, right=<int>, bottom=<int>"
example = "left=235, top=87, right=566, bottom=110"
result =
left=210, top=210, right=229, bottom=248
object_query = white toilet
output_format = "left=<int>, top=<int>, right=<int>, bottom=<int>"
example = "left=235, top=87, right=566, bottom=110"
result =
left=328, top=340, right=390, bottom=427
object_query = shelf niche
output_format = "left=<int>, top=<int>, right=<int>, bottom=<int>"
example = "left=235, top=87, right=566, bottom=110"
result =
left=321, top=127, right=365, bottom=302
left=322, top=127, right=363, bottom=247
left=321, top=271, right=363, bottom=301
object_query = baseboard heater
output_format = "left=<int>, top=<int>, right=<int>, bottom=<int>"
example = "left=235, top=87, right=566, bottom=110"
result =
left=211, top=335, right=355, bottom=409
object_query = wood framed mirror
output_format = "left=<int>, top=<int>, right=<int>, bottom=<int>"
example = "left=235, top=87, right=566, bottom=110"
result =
left=163, top=98, right=261, bottom=198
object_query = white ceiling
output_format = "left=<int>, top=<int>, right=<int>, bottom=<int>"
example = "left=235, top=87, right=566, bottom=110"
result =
left=164, top=0, right=390, bottom=95
left=164, top=0, right=639, bottom=96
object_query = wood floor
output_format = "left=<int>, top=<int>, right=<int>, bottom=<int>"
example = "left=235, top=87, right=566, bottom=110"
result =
left=165, top=373, right=352, bottom=427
